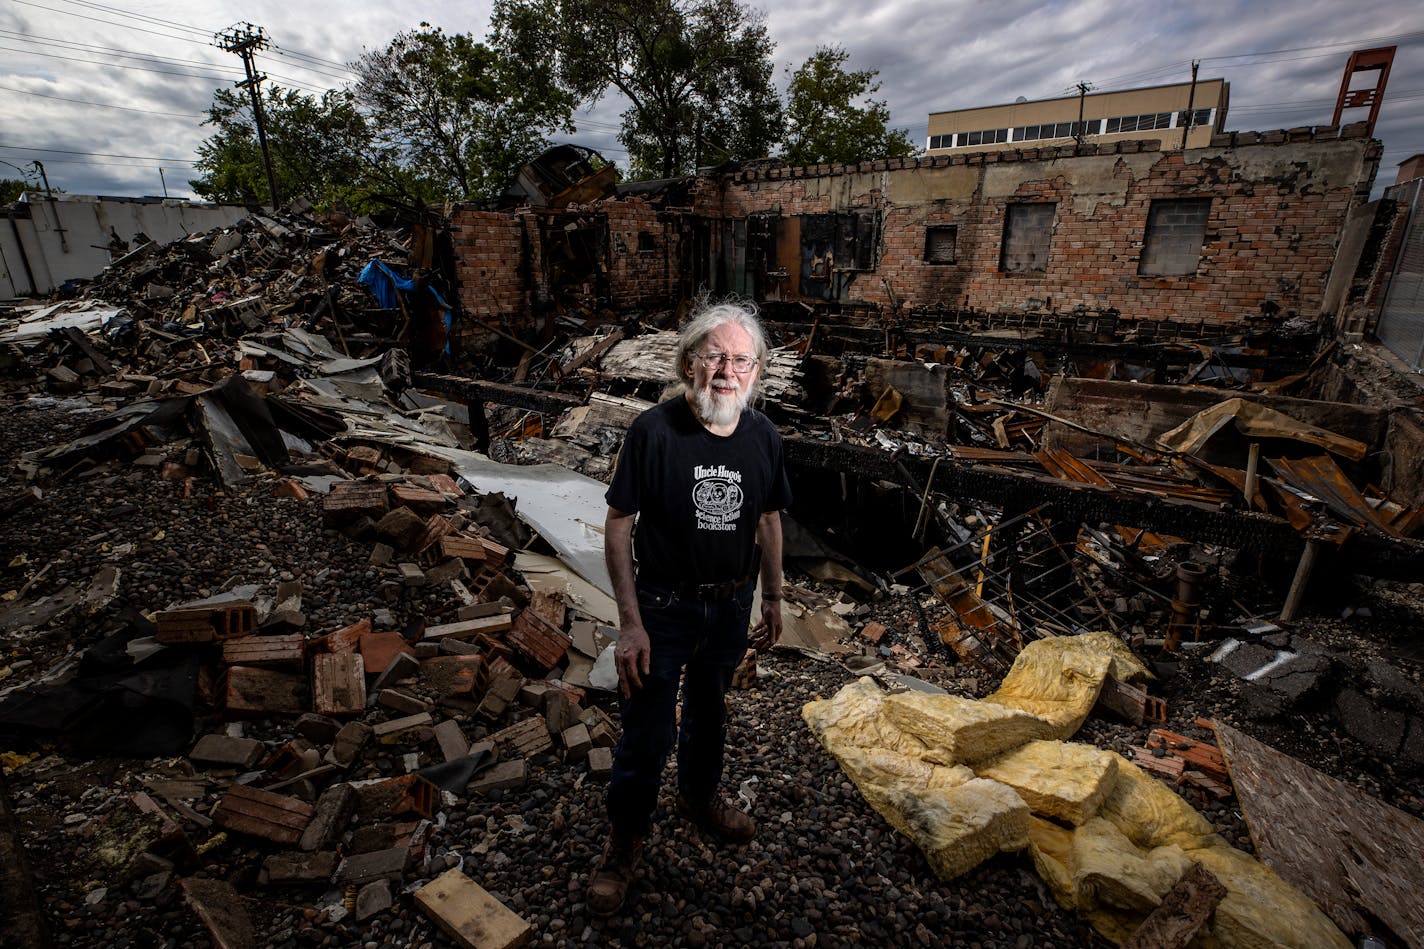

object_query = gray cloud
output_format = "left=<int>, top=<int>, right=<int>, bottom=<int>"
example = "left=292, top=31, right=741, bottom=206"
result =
left=1, top=0, right=1418, bottom=198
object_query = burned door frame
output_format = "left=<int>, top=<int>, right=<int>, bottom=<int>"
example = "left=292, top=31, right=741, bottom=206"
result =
left=535, top=211, right=611, bottom=317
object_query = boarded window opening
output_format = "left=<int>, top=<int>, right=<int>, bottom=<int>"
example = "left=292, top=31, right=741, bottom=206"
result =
left=1139, top=198, right=1210, bottom=276
left=1001, top=203, right=1055, bottom=273
left=924, top=225, right=958, bottom=264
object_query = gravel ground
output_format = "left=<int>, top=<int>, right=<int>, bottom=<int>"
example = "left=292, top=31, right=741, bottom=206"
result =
left=1, top=391, right=1419, bottom=948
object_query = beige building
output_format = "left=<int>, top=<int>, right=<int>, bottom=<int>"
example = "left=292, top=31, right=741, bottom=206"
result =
left=926, top=79, right=1230, bottom=154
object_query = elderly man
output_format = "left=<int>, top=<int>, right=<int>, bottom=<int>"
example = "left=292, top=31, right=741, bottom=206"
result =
left=588, top=300, right=792, bottom=917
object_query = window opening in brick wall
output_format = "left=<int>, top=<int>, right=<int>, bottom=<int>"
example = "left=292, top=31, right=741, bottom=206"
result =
left=1139, top=198, right=1211, bottom=276
left=924, top=225, right=958, bottom=263
left=637, top=231, right=657, bottom=254
left=1000, top=203, right=1055, bottom=273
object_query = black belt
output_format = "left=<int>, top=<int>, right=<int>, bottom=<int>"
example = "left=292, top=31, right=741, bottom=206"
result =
left=640, top=574, right=756, bottom=601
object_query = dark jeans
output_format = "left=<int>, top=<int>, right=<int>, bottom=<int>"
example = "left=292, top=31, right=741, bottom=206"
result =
left=606, top=580, right=753, bottom=838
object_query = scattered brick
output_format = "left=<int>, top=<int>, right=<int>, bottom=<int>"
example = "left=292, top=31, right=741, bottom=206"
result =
left=211, top=785, right=314, bottom=846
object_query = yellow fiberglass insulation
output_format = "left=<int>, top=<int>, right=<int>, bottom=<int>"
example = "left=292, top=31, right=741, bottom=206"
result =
left=983, top=632, right=1147, bottom=738
left=975, top=739, right=1120, bottom=827
left=803, top=635, right=1351, bottom=947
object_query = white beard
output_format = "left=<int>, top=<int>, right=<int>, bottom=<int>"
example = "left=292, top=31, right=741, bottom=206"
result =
left=693, top=379, right=750, bottom=427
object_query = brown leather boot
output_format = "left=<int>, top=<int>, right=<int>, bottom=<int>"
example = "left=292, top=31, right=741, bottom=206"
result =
left=587, top=832, right=644, bottom=917
left=677, top=792, right=755, bottom=845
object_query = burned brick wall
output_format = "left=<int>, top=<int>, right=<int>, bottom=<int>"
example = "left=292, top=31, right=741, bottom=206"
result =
left=449, top=197, right=682, bottom=349
left=603, top=200, right=681, bottom=310
left=696, top=125, right=1381, bottom=327
left=449, top=210, right=532, bottom=331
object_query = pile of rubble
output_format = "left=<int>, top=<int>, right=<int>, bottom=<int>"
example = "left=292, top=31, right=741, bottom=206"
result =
left=3, top=206, right=1424, bottom=946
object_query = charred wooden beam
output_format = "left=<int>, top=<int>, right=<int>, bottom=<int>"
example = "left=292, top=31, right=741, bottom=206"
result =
left=782, top=434, right=1424, bottom=577
left=413, top=373, right=584, bottom=416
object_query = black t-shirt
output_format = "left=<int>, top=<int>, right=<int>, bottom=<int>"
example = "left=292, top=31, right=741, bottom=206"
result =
left=606, top=396, right=792, bottom=585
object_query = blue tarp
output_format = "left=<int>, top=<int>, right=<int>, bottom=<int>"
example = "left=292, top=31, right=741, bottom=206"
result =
left=358, top=259, right=453, bottom=357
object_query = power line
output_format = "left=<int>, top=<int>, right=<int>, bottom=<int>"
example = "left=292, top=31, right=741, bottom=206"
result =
left=0, top=43, right=332, bottom=96
left=44, top=0, right=210, bottom=37
left=12, top=0, right=204, bottom=45
left=10, top=0, right=351, bottom=89
left=0, top=28, right=244, bottom=74
left=0, top=44, right=233, bottom=82
left=0, top=143, right=198, bottom=163
left=0, top=83, right=205, bottom=118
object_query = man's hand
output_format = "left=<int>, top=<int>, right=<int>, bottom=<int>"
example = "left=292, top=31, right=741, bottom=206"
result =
left=614, top=623, right=651, bottom=699
left=749, top=599, right=782, bottom=651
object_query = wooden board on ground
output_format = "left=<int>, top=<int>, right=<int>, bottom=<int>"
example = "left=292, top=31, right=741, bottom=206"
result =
left=180, top=877, right=257, bottom=949
left=1210, top=720, right=1424, bottom=947
left=414, top=867, right=531, bottom=949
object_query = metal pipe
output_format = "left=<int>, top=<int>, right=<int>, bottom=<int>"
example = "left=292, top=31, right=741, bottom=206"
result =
left=1165, top=561, right=1207, bottom=652
left=1244, top=442, right=1261, bottom=507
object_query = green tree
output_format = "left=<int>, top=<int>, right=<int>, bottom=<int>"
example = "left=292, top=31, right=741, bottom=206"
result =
left=1, top=178, right=31, bottom=204
left=191, top=85, right=374, bottom=209
left=354, top=20, right=576, bottom=202
left=781, top=46, right=918, bottom=168
left=501, top=0, right=783, bottom=179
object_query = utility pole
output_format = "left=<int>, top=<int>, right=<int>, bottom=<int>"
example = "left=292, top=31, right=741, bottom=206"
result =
left=1180, top=60, right=1200, bottom=150
left=215, top=22, right=279, bottom=208
left=1074, top=82, right=1092, bottom=152
left=32, top=160, right=69, bottom=252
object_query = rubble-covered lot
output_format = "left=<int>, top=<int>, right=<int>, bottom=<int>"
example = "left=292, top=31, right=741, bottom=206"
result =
left=3, top=206, right=1424, bottom=948
left=0, top=399, right=1108, bottom=949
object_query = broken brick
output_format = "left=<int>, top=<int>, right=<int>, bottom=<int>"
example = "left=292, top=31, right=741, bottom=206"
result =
left=378, top=689, right=433, bottom=716
left=439, top=534, right=486, bottom=562
left=420, top=655, right=486, bottom=698
left=359, top=630, right=415, bottom=675
left=262, top=851, right=338, bottom=885
left=210, top=785, right=314, bottom=846
left=223, top=666, right=305, bottom=717
left=221, top=633, right=305, bottom=670
left=587, top=746, right=614, bottom=780
left=156, top=601, right=256, bottom=644
left=300, top=783, right=355, bottom=852
left=322, top=480, right=388, bottom=527
left=433, top=720, right=470, bottom=762
left=560, top=722, right=591, bottom=764
left=313, top=652, right=366, bottom=716
left=324, top=721, right=372, bottom=768
left=376, top=506, right=427, bottom=550
left=506, top=608, right=570, bottom=672
left=336, top=846, right=410, bottom=885
left=372, top=712, right=434, bottom=740
left=469, top=759, right=528, bottom=794
left=390, top=484, right=447, bottom=512
left=189, top=734, right=265, bottom=769
left=489, top=716, right=552, bottom=758
left=320, top=617, right=370, bottom=654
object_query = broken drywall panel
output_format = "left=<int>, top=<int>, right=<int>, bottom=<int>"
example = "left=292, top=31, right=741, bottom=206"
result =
left=0, top=302, right=124, bottom=344
left=418, top=447, right=612, bottom=597
left=513, top=551, right=617, bottom=626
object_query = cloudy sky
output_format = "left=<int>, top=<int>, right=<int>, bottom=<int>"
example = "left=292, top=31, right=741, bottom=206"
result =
left=1, top=0, right=1420, bottom=200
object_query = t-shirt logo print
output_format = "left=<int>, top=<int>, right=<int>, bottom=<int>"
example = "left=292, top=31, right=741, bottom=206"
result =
left=692, top=464, right=743, bottom=533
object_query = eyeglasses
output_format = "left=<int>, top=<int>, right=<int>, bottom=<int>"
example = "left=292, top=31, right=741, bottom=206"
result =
left=694, top=352, right=759, bottom=373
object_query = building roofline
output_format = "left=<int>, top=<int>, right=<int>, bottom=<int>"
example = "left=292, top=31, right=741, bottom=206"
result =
left=928, top=78, right=1228, bottom=119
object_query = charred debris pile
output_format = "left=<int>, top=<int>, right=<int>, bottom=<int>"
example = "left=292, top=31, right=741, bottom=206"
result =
left=2, top=204, right=1423, bottom=947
